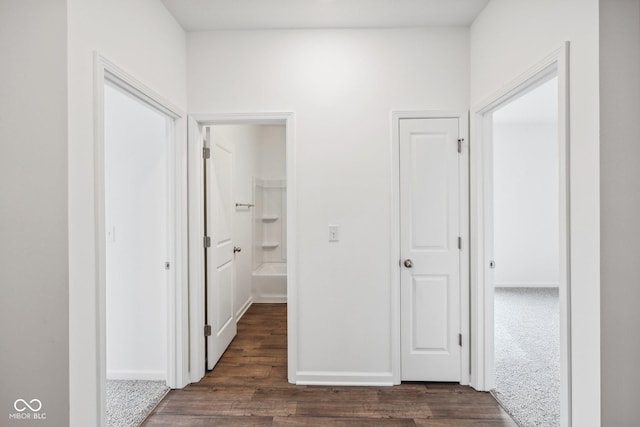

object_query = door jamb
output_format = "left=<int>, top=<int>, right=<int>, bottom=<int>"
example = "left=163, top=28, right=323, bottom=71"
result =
left=469, top=43, right=571, bottom=427
left=187, top=112, right=296, bottom=384
left=390, top=110, right=470, bottom=385
left=93, top=53, right=188, bottom=426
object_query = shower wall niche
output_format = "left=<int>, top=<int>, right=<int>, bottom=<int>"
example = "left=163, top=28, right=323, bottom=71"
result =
left=253, top=178, right=287, bottom=266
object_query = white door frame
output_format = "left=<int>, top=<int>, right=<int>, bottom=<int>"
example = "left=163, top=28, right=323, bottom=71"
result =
left=391, top=111, right=470, bottom=385
left=470, top=43, right=571, bottom=427
left=187, top=112, right=296, bottom=384
left=93, top=53, right=189, bottom=426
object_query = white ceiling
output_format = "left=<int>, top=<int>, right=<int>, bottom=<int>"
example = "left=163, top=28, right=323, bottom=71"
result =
left=161, top=0, right=490, bottom=31
left=493, top=77, right=559, bottom=125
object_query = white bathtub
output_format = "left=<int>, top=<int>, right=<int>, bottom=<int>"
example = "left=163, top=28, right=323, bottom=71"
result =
left=252, top=262, right=287, bottom=303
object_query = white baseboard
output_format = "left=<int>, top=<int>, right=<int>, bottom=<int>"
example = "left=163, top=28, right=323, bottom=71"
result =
left=107, top=370, right=166, bottom=381
left=494, top=282, right=560, bottom=288
left=253, top=296, right=287, bottom=303
left=295, top=371, right=394, bottom=386
left=236, top=296, right=253, bottom=321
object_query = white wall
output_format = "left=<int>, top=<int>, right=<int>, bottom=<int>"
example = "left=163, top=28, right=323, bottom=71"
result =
left=493, top=122, right=559, bottom=287
left=211, top=125, right=261, bottom=318
left=0, top=1, right=69, bottom=426
left=104, top=84, right=168, bottom=380
left=471, top=0, right=600, bottom=423
left=188, top=28, right=469, bottom=380
left=258, top=125, right=286, bottom=180
left=68, top=0, right=186, bottom=424
left=599, top=0, right=640, bottom=425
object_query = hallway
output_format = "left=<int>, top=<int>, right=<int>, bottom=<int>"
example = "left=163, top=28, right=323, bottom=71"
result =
left=142, top=304, right=515, bottom=426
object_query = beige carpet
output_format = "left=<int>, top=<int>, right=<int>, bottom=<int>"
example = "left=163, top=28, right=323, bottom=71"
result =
left=106, top=380, right=169, bottom=427
left=493, top=287, right=560, bottom=427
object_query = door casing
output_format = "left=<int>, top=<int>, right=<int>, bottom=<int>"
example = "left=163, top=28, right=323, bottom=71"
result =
left=391, top=111, right=470, bottom=385
left=470, top=43, right=571, bottom=427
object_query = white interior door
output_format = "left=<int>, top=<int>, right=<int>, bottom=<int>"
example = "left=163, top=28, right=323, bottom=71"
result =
left=205, top=127, right=237, bottom=370
left=400, top=117, right=462, bottom=381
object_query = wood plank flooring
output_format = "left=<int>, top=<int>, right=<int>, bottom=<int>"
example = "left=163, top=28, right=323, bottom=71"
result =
left=143, top=304, right=516, bottom=426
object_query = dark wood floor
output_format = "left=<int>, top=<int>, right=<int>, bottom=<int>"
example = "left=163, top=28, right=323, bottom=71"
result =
left=143, top=304, right=516, bottom=426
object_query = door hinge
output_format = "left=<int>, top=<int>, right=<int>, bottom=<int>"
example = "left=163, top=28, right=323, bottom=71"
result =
left=458, top=236, right=462, bottom=250
left=203, top=147, right=211, bottom=159
left=458, top=333, right=462, bottom=347
left=164, top=261, right=170, bottom=270
left=457, top=138, right=464, bottom=153
left=204, top=324, right=212, bottom=337
left=203, top=236, right=211, bottom=248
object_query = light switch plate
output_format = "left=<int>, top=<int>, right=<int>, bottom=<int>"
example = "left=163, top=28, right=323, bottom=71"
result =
left=328, top=224, right=339, bottom=242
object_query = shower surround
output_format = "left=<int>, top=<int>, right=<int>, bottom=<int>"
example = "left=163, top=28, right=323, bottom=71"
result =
left=252, top=178, right=287, bottom=302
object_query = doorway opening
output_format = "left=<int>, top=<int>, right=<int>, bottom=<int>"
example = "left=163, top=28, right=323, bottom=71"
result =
left=203, top=124, right=287, bottom=370
left=103, top=81, right=172, bottom=424
left=187, top=113, right=296, bottom=385
left=472, top=45, right=571, bottom=427
left=94, top=55, right=188, bottom=426
left=491, top=77, right=561, bottom=426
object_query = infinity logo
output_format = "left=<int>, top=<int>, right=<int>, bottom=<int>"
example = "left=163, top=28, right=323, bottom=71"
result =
left=13, top=399, right=42, bottom=412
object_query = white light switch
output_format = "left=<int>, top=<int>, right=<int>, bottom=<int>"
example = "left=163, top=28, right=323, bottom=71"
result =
left=328, top=224, right=339, bottom=242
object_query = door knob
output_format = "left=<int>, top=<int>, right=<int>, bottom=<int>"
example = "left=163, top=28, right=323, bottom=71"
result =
left=403, top=259, right=413, bottom=268
left=233, top=246, right=242, bottom=253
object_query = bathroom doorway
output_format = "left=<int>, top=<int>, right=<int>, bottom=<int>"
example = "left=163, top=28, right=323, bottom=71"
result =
left=187, top=113, right=295, bottom=382
left=204, top=124, right=287, bottom=370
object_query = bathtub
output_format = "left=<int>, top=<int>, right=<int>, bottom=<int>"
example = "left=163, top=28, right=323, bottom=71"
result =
left=252, top=262, right=287, bottom=303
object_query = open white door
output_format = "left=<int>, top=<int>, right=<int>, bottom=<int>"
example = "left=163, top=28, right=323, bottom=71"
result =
left=400, top=117, right=462, bottom=381
left=204, top=127, right=237, bottom=370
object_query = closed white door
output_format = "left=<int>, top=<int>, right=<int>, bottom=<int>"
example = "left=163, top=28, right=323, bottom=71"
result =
left=400, top=118, right=461, bottom=381
left=205, top=127, right=237, bottom=370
